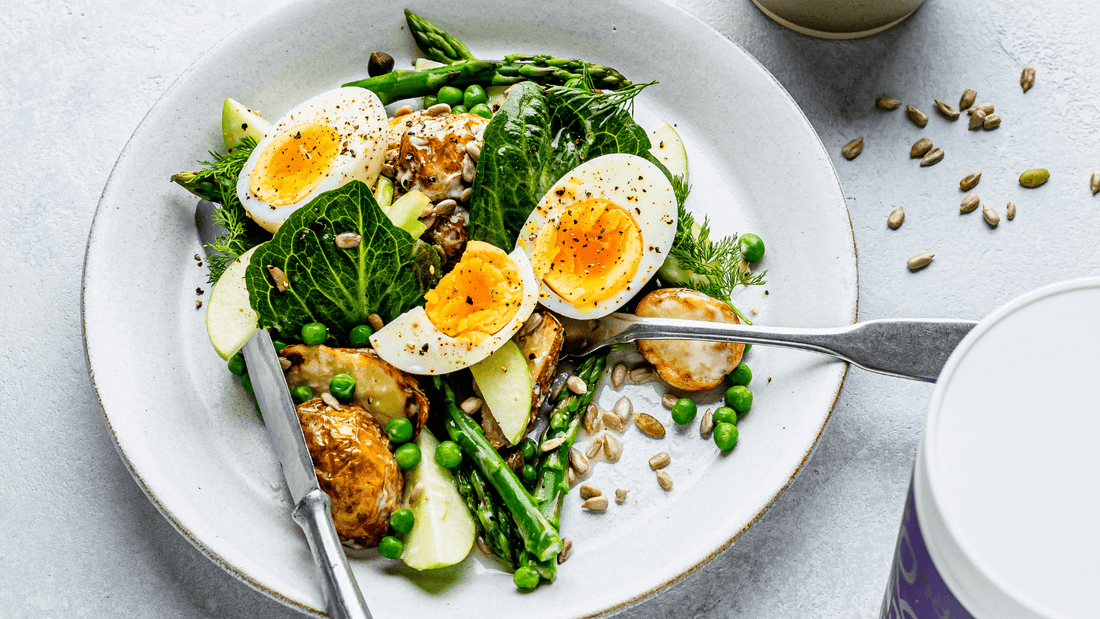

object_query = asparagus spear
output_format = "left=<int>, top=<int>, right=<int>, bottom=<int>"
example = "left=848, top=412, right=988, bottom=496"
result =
left=171, top=170, right=223, bottom=203
left=454, top=460, right=519, bottom=568
left=404, top=8, right=476, bottom=64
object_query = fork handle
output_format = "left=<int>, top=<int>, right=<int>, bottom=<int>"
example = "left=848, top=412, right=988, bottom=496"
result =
left=615, top=315, right=978, bottom=382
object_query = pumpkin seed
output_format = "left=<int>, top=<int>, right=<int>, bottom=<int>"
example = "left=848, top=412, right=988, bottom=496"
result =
left=960, top=193, right=980, bottom=214
left=557, top=538, right=573, bottom=564
left=603, top=433, right=622, bottom=462
left=335, top=232, right=362, bottom=249
left=920, top=148, right=944, bottom=167
left=579, top=483, right=601, bottom=500
left=982, top=204, right=1000, bottom=227
left=1090, top=172, right=1099, bottom=195
left=960, top=172, right=982, bottom=191
left=888, top=207, right=905, bottom=229
left=611, top=363, right=627, bottom=388
left=907, top=253, right=934, bottom=271
left=656, top=470, right=674, bottom=491
left=982, top=114, right=1001, bottom=130
left=910, top=138, right=933, bottom=158
left=582, top=496, right=609, bottom=511
left=968, top=110, right=986, bottom=131
left=648, top=452, right=671, bottom=470
left=267, top=265, right=290, bottom=292
left=841, top=137, right=864, bottom=160
left=615, top=488, right=629, bottom=504
left=699, top=409, right=714, bottom=436
left=959, top=88, right=977, bottom=110
left=967, top=103, right=994, bottom=116
left=875, top=97, right=901, bottom=110
left=1021, top=65, right=1036, bottom=92
left=934, top=99, right=960, bottom=120
left=1006, top=201, right=1016, bottom=220
left=661, top=393, right=678, bottom=409
left=906, top=105, right=928, bottom=127
left=633, top=412, right=666, bottom=438
left=1019, top=168, right=1050, bottom=188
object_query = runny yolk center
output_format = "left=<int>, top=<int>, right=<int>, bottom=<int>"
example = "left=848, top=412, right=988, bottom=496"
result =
left=250, top=123, right=340, bottom=207
left=424, top=241, right=524, bottom=344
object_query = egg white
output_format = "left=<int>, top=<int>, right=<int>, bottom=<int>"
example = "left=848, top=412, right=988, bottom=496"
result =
left=515, top=153, right=678, bottom=319
left=369, top=247, right=539, bottom=375
left=236, top=87, right=388, bottom=233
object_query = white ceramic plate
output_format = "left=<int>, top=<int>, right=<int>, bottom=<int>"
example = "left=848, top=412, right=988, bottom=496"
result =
left=83, top=1, right=857, bottom=616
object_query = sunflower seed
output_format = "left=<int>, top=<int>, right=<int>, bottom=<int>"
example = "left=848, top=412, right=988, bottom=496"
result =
left=603, top=433, right=622, bottom=462
left=656, top=470, right=674, bottom=491
left=1092, top=172, right=1100, bottom=195
left=934, top=99, right=960, bottom=120
left=602, top=410, right=625, bottom=432
left=968, top=103, right=994, bottom=116
left=267, top=265, right=290, bottom=292
left=875, top=97, right=901, bottom=110
left=611, top=363, right=627, bottom=388
left=906, top=105, right=928, bottom=127
left=629, top=365, right=655, bottom=383
left=566, top=375, right=588, bottom=395
left=394, top=105, right=414, bottom=117
left=460, top=396, right=483, bottom=415
left=424, top=103, right=451, bottom=116
left=887, top=207, right=905, bottom=229
left=968, top=110, right=986, bottom=131
left=1021, top=65, right=1036, bottom=92
left=409, top=482, right=425, bottom=503
left=335, top=232, right=362, bottom=249
left=910, top=138, right=933, bottom=158
left=477, top=536, right=492, bottom=556
left=612, top=396, right=633, bottom=422
left=841, top=137, right=863, bottom=160
left=569, top=448, right=590, bottom=476
left=982, top=204, right=1000, bottom=227
left=585, top=435, right=604, bottom=459
left=960, top=172, right=982, bottom=191
left=982, top=114, right=1001, bottom=130
left=465, top=140, right=481, bottom=162
left=321, top=392, right=342, bottom=410
left=582, top=496, right=609, bottom=511
left=459, top=186, right=473, bottom=202
left=431, top=198, right=458, bottom=217
left=462, top=154, right=477, bottom=183
left=584, top=404, right=603, bottom=433
left=518, top=311, right=543, bottom=337
left=368, top=313, right=384, bottom=331
left=920, top=148, right=944, bottom=167
left=633, top=413, right=666, bottom=438
left=960, top=193, right=980, bottom=214
left=1019, top=168, right=1050, bottom=188
left=648, top=452, right=671, bottom=470
left=279, top=357, right=292, bottom=372
left=568, top=467, right=577, bottom=486
left=550, top=380, right=565, bottom=402
left=661, top=393, right=679, bottom=409
left=579, top=483, right=602, bottom=500
left=557, top=538, right=573, bottom=564
left=959, top=88, right=977, bottom=110
left=1007, top=201, right=1016, bottom=220
left=615, top=488, right=629, bottom=504
left=541, top=436, right=567, bottom=452
left=699, top=409, right=715, bottom=436
left=907, top=253, right=934, bottom=271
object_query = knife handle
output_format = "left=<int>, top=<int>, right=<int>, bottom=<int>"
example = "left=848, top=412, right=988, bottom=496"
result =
left=291, top=489, right=373, bottom=619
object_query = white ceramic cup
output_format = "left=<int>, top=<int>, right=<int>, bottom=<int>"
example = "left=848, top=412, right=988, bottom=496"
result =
left=752, top=0, right=926, bottom=39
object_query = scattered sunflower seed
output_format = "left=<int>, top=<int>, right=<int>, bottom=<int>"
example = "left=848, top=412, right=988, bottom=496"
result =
left=661, top=393, right=679, bottom=409
left=541, top=436, right=567, bottom=452
left=368, top=313, right=384, bottom=331
left=611, top=363, right=627, bottom=388
left=602, top=410, right=625, bottom=433
left=615, top=488, right=629, bottom=504
left=910, top=138, right=933, bottom=158
left=959, top=88, right=977, bottom=110
left=1019, top=168, right=1050, bottom=188
left=934, top=99, right=960, bottom=120
left=335, top=232, right=362, bottom=249
left=1092, top=172, right=1100, bottom=195
left=648, top=452, right=671, bottom=470
left=321, top=392, right=342, bottom=410
left=584, top=404, right=603, bottom=433
left=982, top=114, right=1001, bottom=130
left=579, top=484, right=602, bottom=500
left=603, top=433, right=622, bottom=462
left=907, top=253, right=935, bottom=271
left=582, top=496, right=609, bottom=511
left=633, top=413, right=666, bottom=438
left=656, top=470, right=674, bottom=491
left=612, top=396, right=633, bottom=422
left=568, top=467, right=577, bottom=486
left=585, top=435, right=604, bottom=459
left=906, top=105, right=928, bottom=127
left=699, top=409, right=715, bottom=436
left=920, top=148, right=944, bottom=167
left=393, top=105, right=414, bottom=117
left=1006, top=201, right=1016, bottom=220
left=459, top=187, right=472, bottom=203
left=569, top=448, right=590, bottom=477
left=477, top=536, right=492, bottom=556
left=629, top=365, right=655, bottom=383
left=875, top=97, right=901, bottom=110
left=566, top=375, right=588, bottom=395
left=960, top=193, right=980, bottom=214
left=460, top=396, right=483, bottom=415
left=968, top=110, right=986, bottom=131
left=841, top=137, right=864, bottom=160
left=887, top=207, right=905, bottom=229
left=462, top=154, right=477, bottom=183
left=982, top=204, right=1000, bottom=227
left=424, top=103, right=451, bottom=116
left=1021, top=65, right=1036, bottom=92
left=557, top=538, right=573, bottom=564
left=267, top=265, right=290, bottom=292
left=409, top=482, right=425, bottom=503
left=959, top=172, right=982, bottom=191
left=968, top=103, right=994, bottom=116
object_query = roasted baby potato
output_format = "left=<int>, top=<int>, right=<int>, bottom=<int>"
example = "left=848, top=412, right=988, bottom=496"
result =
left=635, top=288, right=745, bottom=391
left=296, top=398, right=403, bottom=548
left=384, top=111, right=488, bottom=202
left=513, top=311, right=564, bottom=416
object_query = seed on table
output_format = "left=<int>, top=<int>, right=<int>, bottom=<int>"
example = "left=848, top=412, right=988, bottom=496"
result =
left=841, top=137, right=864, bottom=160
left=579, top=483, right=602, bottom=500
left=368, top=313, right=384, bottom=331
left=1092, top=172, right=1100, bottom=195
left=603, top=433, right=623, bottom=462
left=1007, top=201, right=1016, bottom=220
left=661, top=393, right=679, bottom=409
left=910, top=138, right=933, bottom=158
left=584, top=404, right=602, bottom=433
left=335, top=232, right=362, bottom=249
left=968, top=111, right=986, bottom=131
left=934, top=99, right=960, bottom=120
left=906, top=105, right=929, bottom=128
left=982, top=114, right=1001, bottom=130
left=585, top=435, right=604, bottom=459
left=907, top=253, right=934, bottom=271
left=1019, top=168, right=1050, bottom=188
left=967, top=103, right=994, bottom=116
left=602, top=410, right=625, bottom=432
left=982, top=204, right=1000, bottom=227
left=960, top=193, right=980, bottom=214
left=960, top=172, right=982, bottom=191
left=648, top=452, right=671, bottom=470
left=612, top=396, right=633, bottom=422
left=566, top=375, right=587, bottom=395
left=656, top=470, right=674, bottom=491
left=557, top=538, right=573, bottom=564
left=1021, top=65, right=1036, bottom=92
left=920, top=148, right=944, bottom=167
left=582, top=496, right=609, bottom=511
left=568, top=467, right=577, bottom=486
left=611, top=363, right=627, bottom=388
left=460, top=396, right=482, bottom=414
left=569, top=448, right=590, bottom=476
left=629, top=365, right=655, bottom=383
left=541, top=436, right=566, bottom=452
left=615, top=488, right=629, bottom=504
left=875, top=96, right=901, bottom=110
left=699, top=409, right=715, bottom=436
left=887, top=207, right=905, bottom=229
left=959, top=88, right=977, bottom=110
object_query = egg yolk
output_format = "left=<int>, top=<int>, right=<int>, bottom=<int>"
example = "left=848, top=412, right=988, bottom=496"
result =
left=249, top=123, right=341, bottom=207
left=531, top=198, right=643, bottom=308
left=424, top=241, right=524, bottom=344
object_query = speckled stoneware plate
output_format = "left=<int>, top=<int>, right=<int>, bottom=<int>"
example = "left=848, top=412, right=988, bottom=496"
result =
left=82, top=0, right=857, bottom=616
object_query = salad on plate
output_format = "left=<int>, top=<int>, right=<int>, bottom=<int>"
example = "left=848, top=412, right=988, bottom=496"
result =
left=172, top=9, right=767, bottom=591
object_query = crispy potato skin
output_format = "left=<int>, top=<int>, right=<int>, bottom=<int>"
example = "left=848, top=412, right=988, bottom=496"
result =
left=384, top=112, right=488, bottom=202
left=514, top=311, right=564, bottom=418
left=296, top=399, right=403, bottom=548
left=635, top=288, right=745, bottom=391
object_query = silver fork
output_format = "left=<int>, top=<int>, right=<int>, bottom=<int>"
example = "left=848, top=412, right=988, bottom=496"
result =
left=557, top=314, right=979, bottom=382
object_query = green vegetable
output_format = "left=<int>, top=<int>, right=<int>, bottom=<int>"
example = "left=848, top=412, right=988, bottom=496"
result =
left=713, top=422, right=739, bottom=452
left=395, top=443, right=423, bottom=469
left=227, top=352, right=246, bottom=376
left=671, top=398, right=697, bottom=425
left=519, top=438, right=536, bottom=462
left=348, top=324, right=374, bottom=347
left=738, top=234, right=765, bottom=263
left=373, top=176, right=394, bottom=209
left=434, top=440, right=463, bottom=468
left=422, top=94, right=438, bottom=108
left=469, top=102, right=492, bottom=119
left=464, top=84, right=488, bottom=108
left=272, top=339, right=288, bottom=352
left=379, top=535, right=404, bottom=560
left=383, top=190, right=431, bottom=238
left=520, top=464, right=537, bottom=487
left=453, top=461, right=520, bottom=569
left=328, top=373, right=356, bottom=402
left=221, top=98, right=272, bottom=152
left=513, top=566, right=540, bottom=590
left=245, top=181, right=441, bottom=342
left=743, top=343, right=753, bottom=355
left=452, top=104, right=468, bottom=114
left=240, top=372, right=253, bottom=395
left=300, top=322, right=328, bottom=346
left=385, top=417, right=414, bottom=443
left=725, top=363, right=752, bottom=387
left=291, top=386, right=313, bottom=404
left=437, top=85, right=464, bottom=107
left=712, top=406, right=738, bottom=426
left=390, top=508, right=415, bottom=535
left=404, top=9, right=477, bottom=63
left=724, top=385, right=753, bottom=414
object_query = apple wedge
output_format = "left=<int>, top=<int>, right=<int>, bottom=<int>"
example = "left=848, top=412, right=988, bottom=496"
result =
left=469, top=340, right=533, bottom=445
left=205, top=246, right=260, bottom=359
left=400, top=429, right=476, bottom=570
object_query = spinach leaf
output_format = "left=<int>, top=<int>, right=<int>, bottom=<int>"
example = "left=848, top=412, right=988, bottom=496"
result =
left=245, top=180, right=441, bottom=340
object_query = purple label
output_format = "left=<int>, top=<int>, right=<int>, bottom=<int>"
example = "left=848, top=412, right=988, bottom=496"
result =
left=880, top=482, right=976, bottom=619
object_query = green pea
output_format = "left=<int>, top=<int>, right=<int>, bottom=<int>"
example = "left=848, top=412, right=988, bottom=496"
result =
left=272, top=339, right=288, bottom=352
left=385, top=417, right=414, bottom=443
left=743, top=343, right=752, bottom=355
left=329, top=373, right=356, bottom=402
left=422, top=94, right=438, bottom=108
left=513, top=566, right=540, bottom=590
left=520, top=464, right=537, bottom=487
left=291, top=385, right=313, bottom=404
left=469, top=102, right=492, bottom=119
left=395, top=443, right=422, bottom=469
left=300, top=322, right=328, bottom=345
left=348, top=324, right=374, bottom=348
left=725, top=363, right=752, bottom=387
left=436, top=86, right=463, bottom=107
left=713, top=422, right=739, bottom=451
left=227, top=352, right=246, bottom=376
left=519, top=438, right=537, bottom=462
left=378, top=535, right=404, bottom=560
left=724, top=385, right=753, bottom=414
left=738, top=233, right=765, bottom=263
left=463, top=84, right=488, bottom=108
left=712, top=406, right=738, bottom=425
left=389, top=508, right=415, bottom=535
left=434, top=440, right=463, bottom=468
left=451, top=104, right=468, bottom=114
left=240, top=372, right=254, bottom=395
left=671, top=398, right=697, bottom=425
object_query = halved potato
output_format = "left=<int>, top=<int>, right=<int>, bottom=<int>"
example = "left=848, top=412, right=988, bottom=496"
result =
left=513, top=311, right=564, bottom=416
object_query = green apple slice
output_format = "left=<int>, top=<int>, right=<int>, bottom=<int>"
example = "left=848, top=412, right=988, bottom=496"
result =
left=206, top=246, right=260, bottom=360
left=469, top=340, right=532, bottom=445
left=401, top=430, right=476, bottom=570
left=414, top=58, right=446, bottom=72
left=649, top=120, right=688, bottom=179
left=221, top=97, right=272, bottom=152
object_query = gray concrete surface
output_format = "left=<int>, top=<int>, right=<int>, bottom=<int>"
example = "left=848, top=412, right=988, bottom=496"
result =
left=3, top=0, right=1098, bottom=617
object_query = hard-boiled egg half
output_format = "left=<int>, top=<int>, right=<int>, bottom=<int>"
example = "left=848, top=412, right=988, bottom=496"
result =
left=516, top=153, right=678, bottom=319
left=370, top=241, right=538, bottom=375
left=236, top=87, right=388, bottom=233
